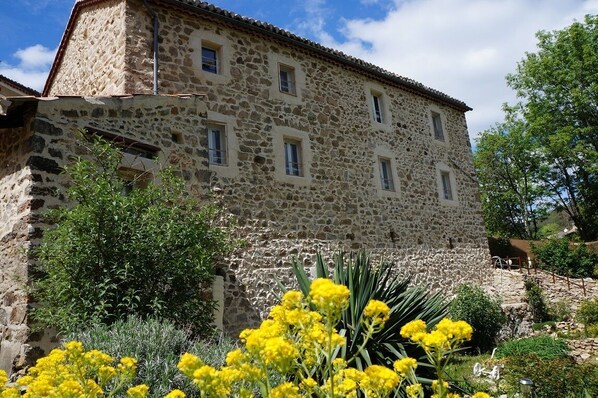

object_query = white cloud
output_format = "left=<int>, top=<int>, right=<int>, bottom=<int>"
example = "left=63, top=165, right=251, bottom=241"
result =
left=313, top=0, right=598, bottom=141
left=0, top=44, right=56, bottom=92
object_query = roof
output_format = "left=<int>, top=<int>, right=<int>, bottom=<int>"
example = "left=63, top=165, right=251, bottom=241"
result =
left=0, top=74, right=40, bottom=96
left=44, top=0, right=471, bottom=112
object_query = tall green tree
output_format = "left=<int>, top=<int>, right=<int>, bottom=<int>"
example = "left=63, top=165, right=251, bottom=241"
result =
left=474, top=116, right=547, bottom=239
left=34, top=136, right=234, bottom=335
left=505, top=14, right=598, bottom=240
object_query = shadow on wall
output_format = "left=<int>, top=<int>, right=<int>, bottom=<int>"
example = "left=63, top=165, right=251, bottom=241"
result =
left=488, top=237, right=532, bottom=260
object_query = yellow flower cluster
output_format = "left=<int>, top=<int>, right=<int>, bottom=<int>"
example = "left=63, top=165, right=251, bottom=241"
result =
left=0, top=341, right=147, bottom=398
left=401, top=318, right=473, bottom=352
left=178, top=279, right=419, bottom=398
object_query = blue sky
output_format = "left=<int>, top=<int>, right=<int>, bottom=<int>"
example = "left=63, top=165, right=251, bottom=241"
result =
left=1, top=0, right=598, bottom=140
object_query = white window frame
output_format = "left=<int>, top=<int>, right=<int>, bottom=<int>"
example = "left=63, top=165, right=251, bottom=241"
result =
left=372, top=146, right=400, bottom=198
left=372, top=94, right=384, bottom=123
left=284, top=139, right=302, bottom=176
left=278, top=64, right=296, bottom=95
left=428, top=105, right=449, bottom=144
left=190, top=30, right=231, bottom=82
left=205, top=112, right=239, bottom=178
left=268, top=53, right=305, bottom=104
left=436, top=163, right=458, bottom=204
left=201, top=44, right=220, bottom=74
left=207, top=123, right=227, bottom=165
left=364, top=82, right=392, bottom=130
left=378, top=157, right=394, bottom=191
left=272, top=126, right=312, bottom=186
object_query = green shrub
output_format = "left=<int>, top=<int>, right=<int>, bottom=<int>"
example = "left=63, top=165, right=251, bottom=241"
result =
left=68, top=317, right=237, bottom=397
left=531, top=321, right=556, bottom=332
left=524, top=278, right=550, bottom=322
left=34, top=136, right=234, bottom=335
left=289, top=252, right=448, bottom=371
left=531, top=238, right=598, bottom=277
left=495, top=335, right=569, bottom=360
left=503, top=354, right=598, bottom=398
left=448, top=284, right=506, bottom=352
left=548, top=299, right=572, bottom=322
left=577, top=298, right=598, bottom=327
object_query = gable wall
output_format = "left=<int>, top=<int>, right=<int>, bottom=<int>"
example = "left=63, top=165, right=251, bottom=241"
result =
left=46, top=0, right=128, bottom=96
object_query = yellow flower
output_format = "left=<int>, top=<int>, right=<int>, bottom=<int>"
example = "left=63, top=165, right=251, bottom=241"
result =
left=119, top=357, right=138, bottom=378
left=422, top=330, right=450, bottom=351
left=177, top=353, right=203, bottom=378
left=0, top=387, right=20, bottom=398
left=98, top=365, right=117, bottom=386
left=281, top=291, right=304, bottom=309
left=165, top=389, right=186, bottom=398
left=127, top=384, right=149, bottom=398
left=363, top=300, right=391, bottom=326
left=471, top=393, right=491, bottom=398
left=225, top=349, right=245, bottom=366
left=406, top=383, right=423, bottom=398
left=309, top=278, right=350, bottom=315
left=268, top=382, right=301, bottom=398
left=261, top=337, right=299, bottom=370
left=363, top=365, right=400, bottom=395
left=300, top=377, right=318, bottom=390
left=400, top=319, right=427, bottom=339
left=0, top=370, right=7, bottom=387
left=64, top=341, right=84, bottom=354
left=393, top=357, right=417, bottom=375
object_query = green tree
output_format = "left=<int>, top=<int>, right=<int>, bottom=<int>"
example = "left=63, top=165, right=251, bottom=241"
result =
left=34, top=136, right=234, bottom=335
left=505, top=14, right=598, bottom=241
left=474, top=117, right=547, bottom=239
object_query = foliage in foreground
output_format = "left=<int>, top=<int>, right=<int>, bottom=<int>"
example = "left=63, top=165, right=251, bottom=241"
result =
left=178, top=278, right=486, bottom=398
left=448, top=284, right=505, bottom=353
left=289, top=252, right=448, bottom=371
left=2, top=279, right=488, bottom=398
left=495, top=335, right=569, bottom=361
left=69, top=317, right=237, bottom=397
left=523, top=278, right=550, bottom=323
left=577, top=297, right=598, bottom=328
left=34, top=136, right=234, bottom=335
left=531, top=238, right=598, bottom=278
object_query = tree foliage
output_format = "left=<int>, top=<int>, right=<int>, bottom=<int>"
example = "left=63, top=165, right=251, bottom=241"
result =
left=476, top=15, right=598, bottom=241
left=33, top=136, right=234, bottom=335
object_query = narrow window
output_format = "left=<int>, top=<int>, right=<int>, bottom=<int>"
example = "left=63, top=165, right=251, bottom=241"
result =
left=379, top=157, right=394, bottom=191
left=284, top=139, right=302, bottom=176
left=208, top=124, right=227, bottom=165
left=279, top=64, right=296, bottom=95
left=441, top=171, right=453, bottom=200
left=372, top=94, right=383, bottom=123
left=432, top=111, right=444, bottom=141
left=202, top=46, right=219, bottom=74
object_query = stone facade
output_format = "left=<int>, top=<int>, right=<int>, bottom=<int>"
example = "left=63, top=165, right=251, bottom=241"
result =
left=2, top=0, right=492, bottom=373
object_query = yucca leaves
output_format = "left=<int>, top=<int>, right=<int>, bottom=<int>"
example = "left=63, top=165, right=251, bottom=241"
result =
left=289, top=251, right=448, bottom=371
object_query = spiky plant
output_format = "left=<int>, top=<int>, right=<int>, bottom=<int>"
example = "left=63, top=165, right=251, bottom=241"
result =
left=289, top=252, right=448, bottom=372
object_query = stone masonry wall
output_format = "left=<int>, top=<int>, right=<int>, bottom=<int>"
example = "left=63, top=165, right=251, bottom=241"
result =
left=0, top=122, right=34, bottom=374
left=42, top=0, right=492, bottom=334
left=47, top=0, right=127, bottom=96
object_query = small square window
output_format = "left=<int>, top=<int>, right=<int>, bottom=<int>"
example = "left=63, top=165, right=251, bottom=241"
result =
left=432, top=111, right=445, bottom=141
left=284, top=139, right=302, bottom=176
left=378, top=157, right=395, bottom=191
left=202, top=45, right=219, bottom=74
left=372, top=93, right=384, bottom=123
left=441, top=171, right=453, bottom=200
left=207, top=123, right=227, bottom=165
left=279, top=64, right=296, bottom=95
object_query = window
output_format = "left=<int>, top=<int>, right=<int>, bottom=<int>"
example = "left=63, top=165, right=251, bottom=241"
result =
left=207, top=123, right=227, bottom=165
left=372, top=94, right=383, bottom=123
left=432, top=111, right=444, bottom=141
left=378, top=157, right=394, bottom=191
left=202, top=45, right=219, bottom=74
left=279, top=64, right=296, bottom=95
left=119, top=167, right=151, bottom=195
left=284, top=139, right=302, bottom=176
left=440, top=171, right=453, bottom=200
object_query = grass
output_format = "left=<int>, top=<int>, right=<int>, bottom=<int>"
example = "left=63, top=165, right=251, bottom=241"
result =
left=494, top=335, right=569, bottom=360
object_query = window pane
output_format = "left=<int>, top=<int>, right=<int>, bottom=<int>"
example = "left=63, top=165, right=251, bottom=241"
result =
left=208, top=126, right=226, bottom=164
left=379, top=158, right=394, bottom=191
left=285, top=141, right=301, bottom=176
left=432, top=112, right=444, bottom=140
left=372, top=95, right=383, bottom=123
left=441, top=172, right=453, bottom=200
left=279, top=67, right=295, bottom=94
left=202, top=47, right=218, bottom=74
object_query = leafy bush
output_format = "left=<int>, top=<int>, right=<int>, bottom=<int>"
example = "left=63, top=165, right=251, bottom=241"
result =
left=69, top=317, right=237, bottom=397
left=34, top=136, right=234, bottom=334
left=524, top=278, right=550, bottom=322
left=289, top=252, right=448, bottom=370
left=577, top=298, right=598, bottom=328
left=548, top=299, right=572, bottom=322
left=448, top=284, right=505, bottom=352
left=531, top=238, right=598, bottom=277
left=503, top=354, right=598, bottom=398
left=531, top=321, right=556, bottom=332
left=495, top=335, right=569, bottom=361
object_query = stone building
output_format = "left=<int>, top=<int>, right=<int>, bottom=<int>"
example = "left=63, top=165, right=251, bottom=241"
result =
left=0, top=75, right=39, bottom=97
left=0, top=0, right=491, bottom=372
